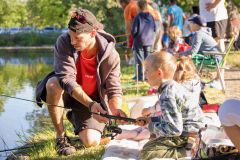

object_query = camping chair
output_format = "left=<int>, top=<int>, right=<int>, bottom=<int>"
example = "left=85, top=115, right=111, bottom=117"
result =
left=192, top=37, right=235, bottom=92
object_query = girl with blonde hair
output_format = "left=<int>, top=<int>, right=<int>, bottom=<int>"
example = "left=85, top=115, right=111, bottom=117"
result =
left=169, top=26, right=191, bottom=54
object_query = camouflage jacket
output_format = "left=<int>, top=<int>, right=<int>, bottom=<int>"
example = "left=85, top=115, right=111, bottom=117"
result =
left=148, top=80, right=204, bottom=137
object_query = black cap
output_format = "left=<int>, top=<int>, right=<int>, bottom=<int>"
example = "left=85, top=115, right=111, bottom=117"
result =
left=188, top=15, right=206, bottom=27
left=68, top=8, right=104, bottom=33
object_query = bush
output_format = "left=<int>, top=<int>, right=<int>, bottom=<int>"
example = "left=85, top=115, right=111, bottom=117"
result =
left=0, top=32, right=61, bottom=46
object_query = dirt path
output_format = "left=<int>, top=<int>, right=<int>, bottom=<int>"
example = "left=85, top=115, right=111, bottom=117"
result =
left=225, top=69, right=240, bottom=99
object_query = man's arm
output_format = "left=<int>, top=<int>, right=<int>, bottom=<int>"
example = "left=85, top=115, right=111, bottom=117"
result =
left=125, top=20, right=133, bottom=37
left=71, top=87, right=108, bottom=123
left=181, top=33, right=202, bottom=56
left=108, top=96, right=123, bottom=115
left=205, top=0, right=221, bottom=11
left=71, top=87, right=93, bottom=107
left=105, top=49, right=127, bottom=118
left=54, top=34, right=80, bottom=95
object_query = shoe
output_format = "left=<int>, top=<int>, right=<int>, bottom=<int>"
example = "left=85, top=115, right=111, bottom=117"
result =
left=132, top=76, right=137, bottom=80
left=56, top=134, right=76, bottom=155
left=206, top=80, right=223, bottom=90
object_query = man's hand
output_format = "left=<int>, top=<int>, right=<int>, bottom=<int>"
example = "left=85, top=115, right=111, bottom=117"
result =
left=90, top=102, right=109, bottom=123
left=111, top=109, right=128, bottom=124
left=135, top=117, right=150, bottom=126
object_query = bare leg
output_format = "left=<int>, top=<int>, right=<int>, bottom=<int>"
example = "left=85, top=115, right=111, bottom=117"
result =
left=79, top=129, right=102, bottom=147
left=219, top=39, right=226, bottom=53
left=46, top=77, right=64, bottom=138
left=114, top=129, right=138, bottom=140
left=134, top=128, right=150, bottom=141
left=223, top=125, right=240, bottom=151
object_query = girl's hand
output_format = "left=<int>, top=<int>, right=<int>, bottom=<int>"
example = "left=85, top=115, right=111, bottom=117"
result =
left=135, top=117, right=150, bottom=126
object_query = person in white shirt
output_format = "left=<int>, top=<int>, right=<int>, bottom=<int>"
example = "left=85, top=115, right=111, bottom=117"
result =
left=199, top=0, right=228, bottom=52
left=218, top=99, right=240, bottom=151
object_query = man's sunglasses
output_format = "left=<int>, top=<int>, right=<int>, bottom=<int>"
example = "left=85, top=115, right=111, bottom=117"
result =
left=76, top=14, right=93, bottom=26
left=68, top=10, right=93, bottom=33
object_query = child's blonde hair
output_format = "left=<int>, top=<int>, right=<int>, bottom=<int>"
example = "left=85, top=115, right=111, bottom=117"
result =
left=174, top=56, right=197, bottom=83
left=146, top=51, right=177, bottom=79
left=169, top=26, right=182, bottom=41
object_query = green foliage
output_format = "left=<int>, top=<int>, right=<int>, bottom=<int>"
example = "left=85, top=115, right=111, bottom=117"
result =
left=1, top=0, right=240, bottom=33
left=0, top=32, right=60, bottom=46
left=0, top=0, right=125, bottom=36
left=0, top=0, right=28, bottom=27
left=26, top=0, right=71, bottom=28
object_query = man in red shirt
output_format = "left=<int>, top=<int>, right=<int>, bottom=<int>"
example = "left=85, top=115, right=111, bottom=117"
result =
left=36, top=8, right=127, bottom=155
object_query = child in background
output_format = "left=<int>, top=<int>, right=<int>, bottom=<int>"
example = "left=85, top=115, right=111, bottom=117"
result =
left=136, top=51, right=204, bottom=159
left=181, top=15, right=219, bottom=56
left=181, top=15, right=224, bottom=90
left=131, top=0, right=156, bottom=81
left=168, top=26, right=191, bottom=54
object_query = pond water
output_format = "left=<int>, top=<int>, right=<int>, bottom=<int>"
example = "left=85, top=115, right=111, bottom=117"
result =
left=0, top=52, right=53, bottom=159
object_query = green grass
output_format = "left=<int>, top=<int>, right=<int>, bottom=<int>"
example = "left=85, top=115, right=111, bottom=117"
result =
left=12, top=52, right=240, bottom=159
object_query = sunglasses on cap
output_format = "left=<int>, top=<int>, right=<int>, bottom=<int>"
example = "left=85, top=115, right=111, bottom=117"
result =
left=68, top=10, right=94, bottom=33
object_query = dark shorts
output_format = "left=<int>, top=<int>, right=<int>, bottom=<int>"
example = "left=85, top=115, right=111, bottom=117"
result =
left=63, top=92, right=106, bottom=135
left=207, top=19, right=228, bottom=39
left=35, top=72, right=105, bottom=135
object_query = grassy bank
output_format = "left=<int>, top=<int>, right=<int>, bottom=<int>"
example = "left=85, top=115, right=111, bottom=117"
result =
left=0, top=33, right=60, bottom=46
left=11, top=52, right=240, bottom=159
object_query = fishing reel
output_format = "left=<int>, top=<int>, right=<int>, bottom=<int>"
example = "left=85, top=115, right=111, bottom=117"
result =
left=102, top=120, right=122, bottom=140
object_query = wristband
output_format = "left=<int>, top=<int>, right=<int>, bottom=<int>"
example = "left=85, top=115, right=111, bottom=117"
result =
left=88, top=101, right=97, bottom=111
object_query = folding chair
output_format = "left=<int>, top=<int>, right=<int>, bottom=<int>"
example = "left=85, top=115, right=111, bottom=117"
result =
left=192, top=37, right=235, bottom=92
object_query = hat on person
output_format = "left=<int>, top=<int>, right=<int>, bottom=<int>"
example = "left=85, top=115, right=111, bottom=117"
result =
left=188, top=15, right=206, bottom=27
left=68, top=8, right=104, bottom=33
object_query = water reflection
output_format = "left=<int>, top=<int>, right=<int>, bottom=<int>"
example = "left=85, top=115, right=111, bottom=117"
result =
left=0, top=52, right=53, bottom=158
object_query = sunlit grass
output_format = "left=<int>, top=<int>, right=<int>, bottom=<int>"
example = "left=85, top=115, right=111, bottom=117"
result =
left=227, top=52, right=240, bottom=68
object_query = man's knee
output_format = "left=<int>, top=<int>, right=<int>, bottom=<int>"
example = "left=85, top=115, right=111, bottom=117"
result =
left=78, top=129, right=101, bottom=147
left=46, top=77, right=62, bottom=94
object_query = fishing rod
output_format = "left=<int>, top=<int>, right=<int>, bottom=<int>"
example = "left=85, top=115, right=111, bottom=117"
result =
left=0, top=94, right=137, bottom=123
left=0, top=145, right=38, bottom=153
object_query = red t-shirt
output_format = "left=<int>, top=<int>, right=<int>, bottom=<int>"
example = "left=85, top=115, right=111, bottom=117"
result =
left=76, top=50, right=99, bottom=100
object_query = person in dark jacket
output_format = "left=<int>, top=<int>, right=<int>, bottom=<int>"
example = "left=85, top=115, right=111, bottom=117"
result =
left=35, top=8, right=127, bottom=156
left=131, top=0, right=156, bottom=81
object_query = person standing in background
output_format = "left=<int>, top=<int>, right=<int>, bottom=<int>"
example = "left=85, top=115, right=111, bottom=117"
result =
left=119, top=0, right=138, bottom=49
left=199, top=0, right=228, bottom=52
left=131, top=0, right=156, bottom=81
left=148, top=0, right=163, bottom=52
left=167, top=0, right=186, bottom=31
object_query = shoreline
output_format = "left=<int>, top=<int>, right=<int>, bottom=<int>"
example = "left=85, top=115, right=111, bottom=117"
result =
left=0, top=46, right=54, bottom=50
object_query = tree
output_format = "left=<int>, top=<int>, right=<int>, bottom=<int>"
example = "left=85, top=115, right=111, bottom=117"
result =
left=26, top=0, right=71, bottom=28
left=0, top=0, right=28, bottom=27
